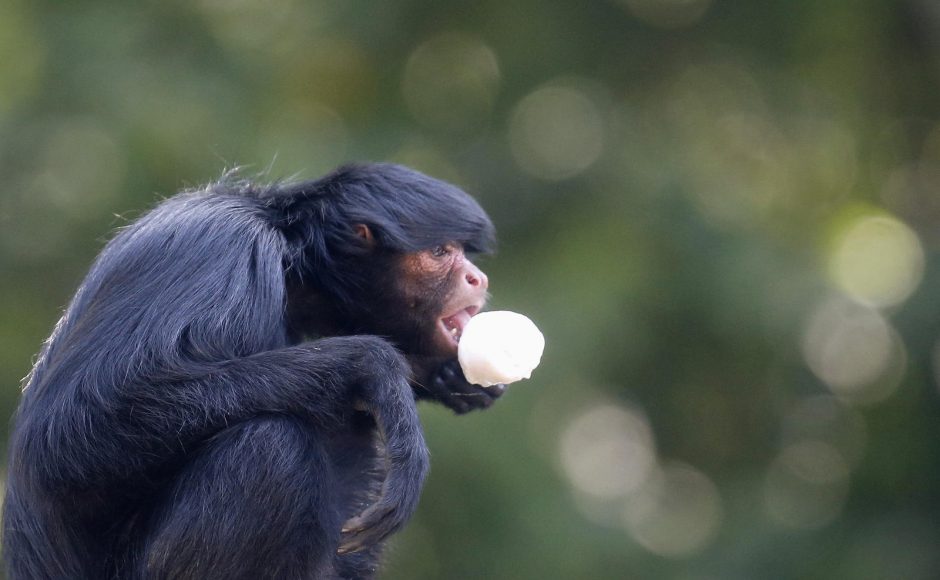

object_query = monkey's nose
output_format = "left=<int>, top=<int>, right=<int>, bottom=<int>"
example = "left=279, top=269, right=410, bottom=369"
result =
left=465, top=264, right=488, bottom=289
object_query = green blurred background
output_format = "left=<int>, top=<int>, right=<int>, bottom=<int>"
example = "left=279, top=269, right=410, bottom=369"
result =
left=2, top=0, right=940, bottom=578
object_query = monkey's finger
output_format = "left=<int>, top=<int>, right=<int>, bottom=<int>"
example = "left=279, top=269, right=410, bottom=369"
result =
left=338, top=525, right=377, bottom=554
left=337, top=525, right=389, bottom=554
left=440, top=361, right=459, bottom=381
left=339, top=504, right=392, bottom=535
left=336, top=538, right=366, bottom=555
left=458, top=384, right=504, bottom=412
left=445, top=392, right=473, bottom=414
left=337, top=503, right=397, bottom=554
left=431, top=367, right=458, bottom=392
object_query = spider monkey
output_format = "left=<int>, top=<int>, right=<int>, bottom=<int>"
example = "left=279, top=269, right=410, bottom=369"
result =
left=3, top=163, right=502, bottom=579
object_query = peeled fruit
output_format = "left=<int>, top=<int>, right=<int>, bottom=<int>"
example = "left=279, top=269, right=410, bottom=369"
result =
left=457, top=311, right=545, bottom=387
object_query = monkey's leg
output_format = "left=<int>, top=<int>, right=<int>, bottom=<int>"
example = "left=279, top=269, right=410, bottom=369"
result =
left=140, top=415, right=340, bottom=580
left=139, top=336, right=427, bottom=576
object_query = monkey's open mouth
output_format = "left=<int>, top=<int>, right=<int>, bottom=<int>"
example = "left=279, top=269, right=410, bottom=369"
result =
left=439, top=305, right=480, bottom=347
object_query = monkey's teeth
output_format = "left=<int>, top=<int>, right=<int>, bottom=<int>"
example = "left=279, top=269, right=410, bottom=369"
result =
left=442, top=309, right=473, bottom=344
left=443, top=319, right=462, bottom=342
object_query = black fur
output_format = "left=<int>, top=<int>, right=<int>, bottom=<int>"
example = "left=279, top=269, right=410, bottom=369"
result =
left=2, top=163, right=497, bottom=579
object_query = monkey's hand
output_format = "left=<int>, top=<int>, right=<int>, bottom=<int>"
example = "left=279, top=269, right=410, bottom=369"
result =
left=412, top=358, right=505, bottom=414
left=332, top=337, right=430, bottom=555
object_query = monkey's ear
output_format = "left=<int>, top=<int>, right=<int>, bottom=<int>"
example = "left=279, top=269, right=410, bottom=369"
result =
left=354, top=224, right=376, bottom=248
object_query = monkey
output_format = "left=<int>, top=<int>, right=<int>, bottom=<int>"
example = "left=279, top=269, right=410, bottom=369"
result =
left=3, top=163, right=502, bottom=579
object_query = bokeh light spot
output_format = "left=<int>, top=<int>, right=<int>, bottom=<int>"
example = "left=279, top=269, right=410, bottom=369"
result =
left=390, top=140, right=464, bottom=187
left=802, top=296, right=906, bottom=403
left=559, top=404, right=656, bottom=499
left=780, top=395, right=867, bottom=468
left=402, top=33, right=501, bottom=133
left=764, top=441, right=850, bottom=529
left=255, top=103, right=349, bottom=178
left=198, top=0, right=320, bottom=53
left=509, top=83, right=605, bottom=181
left=623, top=463, right=723, bottom=557
left=827, top=212, right=925, bottom=308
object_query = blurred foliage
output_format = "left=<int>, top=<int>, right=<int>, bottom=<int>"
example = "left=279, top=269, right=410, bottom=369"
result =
left=3, top=0, right=940, bottom=578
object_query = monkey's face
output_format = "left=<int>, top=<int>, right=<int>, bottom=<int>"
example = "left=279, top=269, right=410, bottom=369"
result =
left=284, top=239, right=489, bottom=361
left=393, top=242, right=489, bottom=358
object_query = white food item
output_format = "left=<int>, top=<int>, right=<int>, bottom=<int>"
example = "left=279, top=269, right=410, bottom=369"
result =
left=458, top=311, right=545, bottom=387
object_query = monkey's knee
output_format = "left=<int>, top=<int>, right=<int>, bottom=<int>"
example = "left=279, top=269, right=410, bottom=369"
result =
left=142, top=417, right=340, bottom=580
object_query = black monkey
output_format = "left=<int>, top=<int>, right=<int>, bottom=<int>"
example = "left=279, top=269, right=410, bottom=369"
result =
left=2, top=163, right=502, bottom=580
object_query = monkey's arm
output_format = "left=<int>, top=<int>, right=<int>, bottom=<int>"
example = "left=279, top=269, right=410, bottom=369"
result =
left=29, top=336, right=429, bottom=551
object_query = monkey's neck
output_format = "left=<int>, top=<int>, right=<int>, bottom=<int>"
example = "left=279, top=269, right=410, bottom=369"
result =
left=284, top=289, right=344, bottom=341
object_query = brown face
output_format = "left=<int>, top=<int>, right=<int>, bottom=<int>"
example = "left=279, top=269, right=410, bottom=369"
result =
left=397, top=242, right=489, bottom=357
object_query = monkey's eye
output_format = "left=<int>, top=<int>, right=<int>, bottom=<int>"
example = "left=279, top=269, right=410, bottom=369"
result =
left=431, top=245, right=450, bottom=258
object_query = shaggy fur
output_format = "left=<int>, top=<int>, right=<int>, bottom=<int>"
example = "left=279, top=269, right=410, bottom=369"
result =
left=3, top=163, right=497, bottom=579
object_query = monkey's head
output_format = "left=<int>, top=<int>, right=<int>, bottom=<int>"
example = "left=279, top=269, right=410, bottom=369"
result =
left=268, top=163, right=496, bottom=361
